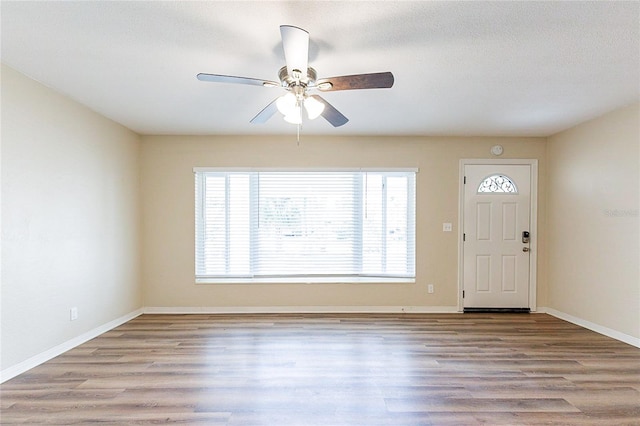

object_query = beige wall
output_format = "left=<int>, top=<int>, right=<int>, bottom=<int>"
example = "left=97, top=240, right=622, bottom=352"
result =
left=140, top=135, right=547, bottom=310
left=1, top=65, right=142, bottom=370
left=3, top=63, right=637, bottom=377
left=547, top=103, right=640, bottom=339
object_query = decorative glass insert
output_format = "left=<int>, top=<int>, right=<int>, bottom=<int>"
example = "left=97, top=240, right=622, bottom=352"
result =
left=477, top=174, right=517, bottom=193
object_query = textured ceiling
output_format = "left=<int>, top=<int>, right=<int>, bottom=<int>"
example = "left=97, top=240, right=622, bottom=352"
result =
left=1, top=1, right=639, bottom=137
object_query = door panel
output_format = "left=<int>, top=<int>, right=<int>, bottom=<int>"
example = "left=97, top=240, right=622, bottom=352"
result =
left=476, top=203, right=491, bottom=240
left=476, top=256, right=490, bottom=291
left=502, top=203, right=517, bottom=240
left=463, top=164, right=531, bottom=309
left=502, top=255, right=516, bottom=292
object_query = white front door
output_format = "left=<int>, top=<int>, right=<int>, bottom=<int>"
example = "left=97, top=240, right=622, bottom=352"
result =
left=462, top=163, right=533, bottom=310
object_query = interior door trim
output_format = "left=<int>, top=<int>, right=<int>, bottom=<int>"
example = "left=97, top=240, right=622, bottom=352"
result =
left=457, top=159, right=538, bottom=312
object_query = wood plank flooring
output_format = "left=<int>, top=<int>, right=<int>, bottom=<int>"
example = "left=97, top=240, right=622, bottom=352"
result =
left=1, top=313, right=639, bottom=425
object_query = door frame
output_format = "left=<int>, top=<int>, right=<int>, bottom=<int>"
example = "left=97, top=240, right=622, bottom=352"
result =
left=457, top=159, right=539, bottom=312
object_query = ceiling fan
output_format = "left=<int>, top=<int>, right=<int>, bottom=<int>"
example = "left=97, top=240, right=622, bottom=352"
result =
left=197, top=25, right=394, bottom=127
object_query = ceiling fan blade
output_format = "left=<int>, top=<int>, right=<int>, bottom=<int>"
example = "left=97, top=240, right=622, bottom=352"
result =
left=250, top=98, right=279, bottom=124
left=310, top=95, right=348, bottom=127
left=280, top=25, right=309, bottom=78
left=197, top=73, right=279, bottom=88
left=316, top=72, right=394, bottom=91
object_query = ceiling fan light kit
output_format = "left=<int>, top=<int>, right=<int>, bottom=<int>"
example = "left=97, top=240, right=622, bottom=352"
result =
left=197, top=25, right=394, bottom=132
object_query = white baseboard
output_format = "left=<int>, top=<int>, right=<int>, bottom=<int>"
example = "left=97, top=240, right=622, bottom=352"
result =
left=0, top=308, right=144, bottom=383
left=144, top=305, right=460, bottom=314
left=540, top=307, right=640, bottom=348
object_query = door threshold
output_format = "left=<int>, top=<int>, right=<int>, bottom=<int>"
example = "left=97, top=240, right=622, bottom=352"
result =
left=464, top=307, right=531, bottom=314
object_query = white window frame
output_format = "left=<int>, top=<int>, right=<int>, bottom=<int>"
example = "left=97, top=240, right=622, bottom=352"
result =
left=194, top=167, right=417, bottom=284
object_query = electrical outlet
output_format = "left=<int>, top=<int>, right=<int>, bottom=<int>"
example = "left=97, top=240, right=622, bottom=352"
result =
left=70, top=307, right=78, bottom=321
left=428, top=284, right=434, bottom=294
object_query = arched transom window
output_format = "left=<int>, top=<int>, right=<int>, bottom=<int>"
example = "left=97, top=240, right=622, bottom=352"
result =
left=477, top=174, right=518, bottom=194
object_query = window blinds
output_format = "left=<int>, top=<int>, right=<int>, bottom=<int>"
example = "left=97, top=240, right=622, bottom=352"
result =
left=195, top=169, right=416, bottom=280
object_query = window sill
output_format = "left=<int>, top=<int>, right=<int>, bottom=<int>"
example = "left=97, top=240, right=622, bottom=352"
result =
left=196, top=277, right=415, bottom=285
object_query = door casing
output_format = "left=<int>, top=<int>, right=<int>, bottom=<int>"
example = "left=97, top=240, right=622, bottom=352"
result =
left=457, top=159, right=538, bottom=312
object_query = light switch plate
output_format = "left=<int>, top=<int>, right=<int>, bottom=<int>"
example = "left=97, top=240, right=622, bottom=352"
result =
left=443, top=223, right=452, bottom=232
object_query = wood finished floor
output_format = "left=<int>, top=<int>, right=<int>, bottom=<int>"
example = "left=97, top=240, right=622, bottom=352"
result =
left=1, top=313, right=639, bottom=425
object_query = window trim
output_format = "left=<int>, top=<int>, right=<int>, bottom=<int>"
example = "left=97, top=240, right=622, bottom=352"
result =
left=193, top=167, right=419, bottom=173
left=195, top=276, right=416, bottom=284
left=194, top=167, right=418, bottom=284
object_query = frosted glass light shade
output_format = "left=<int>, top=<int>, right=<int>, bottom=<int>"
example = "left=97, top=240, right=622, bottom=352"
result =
left=283, top=107, right=302, bottom=124
left=304, top=96, right=325, bottom=120
left=276, top=92, right=297, bottom=116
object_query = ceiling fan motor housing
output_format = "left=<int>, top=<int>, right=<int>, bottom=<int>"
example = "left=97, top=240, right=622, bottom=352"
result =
left=278, top=66, right=317, bottom=88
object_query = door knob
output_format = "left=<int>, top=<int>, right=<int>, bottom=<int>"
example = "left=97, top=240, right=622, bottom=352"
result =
left=523, top=247, right=530, bottom=252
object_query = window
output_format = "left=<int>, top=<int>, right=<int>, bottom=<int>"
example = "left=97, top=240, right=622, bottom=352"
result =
left=477, top=174, right=517, bottom=193
left=194, top=169, right=416, bottom=281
